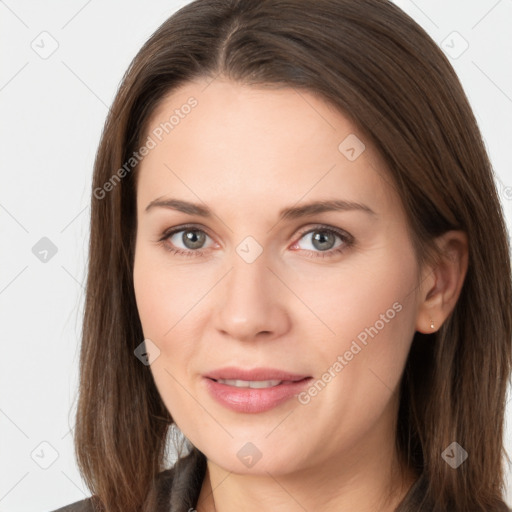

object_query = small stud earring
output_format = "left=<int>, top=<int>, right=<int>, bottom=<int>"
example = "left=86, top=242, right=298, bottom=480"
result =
left=430, top=319, right=435, bottom=329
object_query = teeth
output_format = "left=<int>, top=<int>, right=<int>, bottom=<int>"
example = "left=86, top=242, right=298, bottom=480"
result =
left=216, top=379, right=282, bottom=388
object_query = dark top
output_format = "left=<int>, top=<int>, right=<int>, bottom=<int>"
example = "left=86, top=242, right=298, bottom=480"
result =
left=49, top=448, right=504, bottom=511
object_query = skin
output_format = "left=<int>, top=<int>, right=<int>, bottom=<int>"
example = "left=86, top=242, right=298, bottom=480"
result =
left=132, top=77, right=468, bottom=512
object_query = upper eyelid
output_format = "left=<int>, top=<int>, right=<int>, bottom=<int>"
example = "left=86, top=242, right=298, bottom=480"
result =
left=296, top=224, right=352, bottom=239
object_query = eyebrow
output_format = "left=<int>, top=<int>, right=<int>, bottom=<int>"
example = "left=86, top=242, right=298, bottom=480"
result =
left=145, top=197, right=376, bottom=219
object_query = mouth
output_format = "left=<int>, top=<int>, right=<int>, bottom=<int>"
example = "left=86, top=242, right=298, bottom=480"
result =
left=209, top=377, right=309, bottom=389
left=204, top=366, right=311, bottom=383
left=202, top=368, right=313, bottom=413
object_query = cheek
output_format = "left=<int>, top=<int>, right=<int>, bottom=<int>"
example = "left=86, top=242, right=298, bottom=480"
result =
left=133, top=246, right=208, bottom=392
left=133, top=263, right=169, bottom=340
left=133, top=249, right=199, bottom=424
left=298, top=246, right=418, bottom=400
left=298, top=251, right=416, bottom=344
left=133, top=245, right=201, bottom=341
left=290, top=254, right=418, bottom=449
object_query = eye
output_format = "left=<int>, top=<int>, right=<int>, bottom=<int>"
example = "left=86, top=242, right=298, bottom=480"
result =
left=158, top=225, right=214, bottom=257
left=291, top=225, right=354, bottom=258
left=158, top=224, right=354, bottom=259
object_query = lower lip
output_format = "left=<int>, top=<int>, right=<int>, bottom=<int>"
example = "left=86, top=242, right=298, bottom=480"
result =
left=203, top=377, right=312, bottom=413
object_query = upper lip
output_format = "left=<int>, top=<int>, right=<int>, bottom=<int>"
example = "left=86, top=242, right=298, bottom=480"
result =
left=204, top=367, right=311, bottom=382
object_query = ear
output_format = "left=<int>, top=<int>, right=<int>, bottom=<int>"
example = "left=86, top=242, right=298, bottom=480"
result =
left=415, top=230, right=469, bottom=334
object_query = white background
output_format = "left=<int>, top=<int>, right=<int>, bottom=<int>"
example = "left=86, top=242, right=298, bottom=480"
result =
left=1, top=0, right=511, bottom=510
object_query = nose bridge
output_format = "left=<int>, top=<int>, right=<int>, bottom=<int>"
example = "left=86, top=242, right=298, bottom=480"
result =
left=225, top=248, right=273, bottom=315
left=213, top=245, right=290, bottom=340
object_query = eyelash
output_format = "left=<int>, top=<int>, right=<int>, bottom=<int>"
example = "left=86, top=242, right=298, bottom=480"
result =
left=157, top=224, right=354, bottom=259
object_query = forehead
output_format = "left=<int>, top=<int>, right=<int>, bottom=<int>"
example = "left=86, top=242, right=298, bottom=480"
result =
left=136, top=78, right=398, bottom=219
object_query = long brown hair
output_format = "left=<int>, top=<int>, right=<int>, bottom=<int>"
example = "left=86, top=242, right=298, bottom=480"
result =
left=75, top=0, right=512, bottom=510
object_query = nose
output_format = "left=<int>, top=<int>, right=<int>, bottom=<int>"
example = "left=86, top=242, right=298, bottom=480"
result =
left=212, top=254, right=291, bottom=342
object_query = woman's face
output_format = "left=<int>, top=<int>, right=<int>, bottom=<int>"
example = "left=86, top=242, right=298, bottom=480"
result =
left=133, top=78, right=426, bottom=476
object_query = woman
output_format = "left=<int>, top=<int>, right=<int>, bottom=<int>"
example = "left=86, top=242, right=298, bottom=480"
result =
left=53, top=0, right=512, bottom=510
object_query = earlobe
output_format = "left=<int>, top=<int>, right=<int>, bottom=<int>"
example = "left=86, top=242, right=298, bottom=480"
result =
left=415, top=317, right=437, bottom=334
left=415, top=230, right=469, bottom=334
